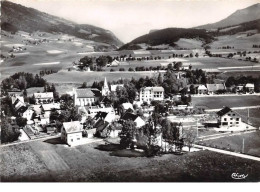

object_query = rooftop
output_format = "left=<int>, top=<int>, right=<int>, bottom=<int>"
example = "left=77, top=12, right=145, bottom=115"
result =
left=63, top=121, right=82, bottom=133
left=216, top=106, right=232, bottom=117
left=206, top=84, right=225, bottom=92
left=121, top=112, right=138, bottom=121
left=34, top=92, right=54, bottom=99
left=142, top=87, right=164, bottom=92
left=76, top=88, right=96, bottom=98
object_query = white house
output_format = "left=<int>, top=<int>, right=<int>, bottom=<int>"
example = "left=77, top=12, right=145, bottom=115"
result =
left=206, top=84, right=226, bottom=95
left=121, top=112, right=146, bottom=128
left=111, top=84, right=124, bottom=92
left=22, top=107, right=34, bottom=121
left=33, top=92, right=54, bottom=104
left=61, top=121, right=83, bottom=146
left=87, top=106, right=115, bottom=118
left=139, top=87, right=164, bottom=104
left=216, top=106, right=241, bottom=128
left=197, top=85, right=208, bottom=95
left=40, top=103, right=61, bottom=118
left=245, top=83, right=254, bottom=93
left=73, top=88, right=99, bottom=106
left=110, top=59, right=120, bottom=67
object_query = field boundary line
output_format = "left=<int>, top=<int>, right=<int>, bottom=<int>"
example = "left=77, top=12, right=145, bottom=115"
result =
left=194, top=144, right=260, bottom=162
left=205, top=105, right=260, bottom=112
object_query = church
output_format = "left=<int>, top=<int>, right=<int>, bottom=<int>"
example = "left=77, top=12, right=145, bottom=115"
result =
left=101, top=77, right=110, bottom=96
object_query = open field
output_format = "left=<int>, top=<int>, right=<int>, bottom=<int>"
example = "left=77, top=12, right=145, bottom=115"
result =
left=234, top=108, right=260, bottom=128
left=192, top=95, right=260, bottom=109
left=209, top=31, right=260, bottom=51
left=1, top=139, right=259, bottom=182
left=2, top=29, right=260, bottom=82
left=44, top=70, right=160, bottom=84
left=199, top=131, right=260, bottom=157
left=217, top=71, right=260, bottom=79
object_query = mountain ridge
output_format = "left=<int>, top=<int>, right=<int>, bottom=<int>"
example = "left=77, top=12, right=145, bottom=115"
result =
left=196, top=3, right=260, bottom=30
left=1, top=1, right=123, bottom=48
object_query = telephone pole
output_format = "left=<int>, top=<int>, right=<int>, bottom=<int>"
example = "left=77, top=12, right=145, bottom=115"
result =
left=242, top=138, right=245, bottom=153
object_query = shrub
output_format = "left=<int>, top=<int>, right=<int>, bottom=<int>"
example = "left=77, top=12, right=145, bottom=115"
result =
left=119, top=68, right=125, bottom=71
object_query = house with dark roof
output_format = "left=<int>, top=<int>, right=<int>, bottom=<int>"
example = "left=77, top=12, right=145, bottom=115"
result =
left=61, top=121, right=83, bottom=146
left=73, top=88, right=100, bottom=106
left=206, top=84, right=226, bottom=95
left=216, top=106, right=241, bottom=127
left=120, top=112, right=146, bottom=128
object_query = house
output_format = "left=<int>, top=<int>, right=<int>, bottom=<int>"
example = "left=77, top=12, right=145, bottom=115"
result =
left=101, top=77, right=110, bottom=96
left=120, top=112, right=146, bottom=128
left=7, top=88, right=23, bottom=96
left=245, top=83, right=254, bottom=93
left=73, top=88, right=99, bottom=106
left=118, top=102, right=134, bottom=116
left=11, top=95, right=24, bottom=105
left=13, top=97, right=26, bottom=111
left=206, top=84, right=226, bottom=95
left=94, top=111, right=116, bottom=123
left=33, top=92, right=54, bottom=104
left=111, top=84, right=124, bottom=92
left=87, top=106, right=115, bottom=118
left=22, top=107, right=34, bottom=121
left=93, top=119, right=110, bottom=138
left=197, top=85, right=208, bottom=95
left=139, top=87, right=164, bottom=104
left=61, top=121, right=83, bottom=146
left=216, top=106, right=241, bottom=127
left=110, top=59, right=120, bottom=67
left=40, top=103, right=61, bottom=118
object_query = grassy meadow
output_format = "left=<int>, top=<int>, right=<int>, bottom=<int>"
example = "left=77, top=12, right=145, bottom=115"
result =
left=192, top=95, right=260, bottom=109
left=1, top=139, right=259, bottom=182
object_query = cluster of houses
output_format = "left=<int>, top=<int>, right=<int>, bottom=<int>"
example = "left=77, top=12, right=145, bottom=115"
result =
left=8, top=89, right=61, bottom=138
left=185, top=83, right=255, bottom=95
left=6, top=75, right=254, bottom=146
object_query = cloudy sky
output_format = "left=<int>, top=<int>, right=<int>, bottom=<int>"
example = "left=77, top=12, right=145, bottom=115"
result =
left=12, top=0, right=259, bottom=43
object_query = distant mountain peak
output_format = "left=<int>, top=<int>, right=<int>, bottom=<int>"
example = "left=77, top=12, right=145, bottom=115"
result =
left=196, top=3, right=260, bottom=30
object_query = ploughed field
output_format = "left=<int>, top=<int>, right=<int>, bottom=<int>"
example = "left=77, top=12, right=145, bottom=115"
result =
left=1, top=139, right=259, bottom=182
left=192, top=95, right=260, bottom=109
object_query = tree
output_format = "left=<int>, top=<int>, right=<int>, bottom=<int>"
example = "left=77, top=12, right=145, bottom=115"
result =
left=81, top=82, right=87, bottom=88
left=16, top=117, right=27, bottom=127
left=79, top=56, right=93, bottom=68
left=1, top=118, right=21, bottom=143
left=119, top=120, right=137, bottom=149
left=157, top=73, right=163, bottom=85
left=96, top=56, right=108, bottom=69
left=183, top=127, right=197, bottom=152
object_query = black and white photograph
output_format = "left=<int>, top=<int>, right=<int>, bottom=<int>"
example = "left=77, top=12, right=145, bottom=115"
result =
left=0, top=0, right=260, bottom=182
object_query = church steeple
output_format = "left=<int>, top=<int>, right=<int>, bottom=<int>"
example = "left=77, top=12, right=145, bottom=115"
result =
left=104, top=77, right=109, bottom=89
left=102, top=77, right=110, bottom=96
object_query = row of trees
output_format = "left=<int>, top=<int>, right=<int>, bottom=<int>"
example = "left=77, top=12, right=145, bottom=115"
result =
left=1, top=72, right=47, bottom=96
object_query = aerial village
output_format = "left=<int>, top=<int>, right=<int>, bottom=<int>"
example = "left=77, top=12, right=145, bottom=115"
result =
left=1, top=57, right=258, bottom=156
